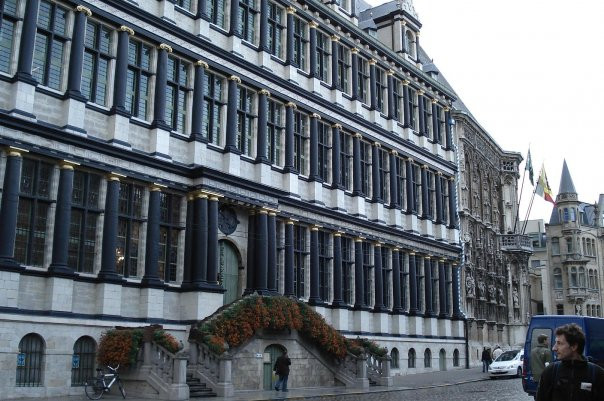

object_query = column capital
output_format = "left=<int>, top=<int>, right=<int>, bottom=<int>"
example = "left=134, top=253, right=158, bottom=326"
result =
left=333, top=231, right=343, bottom=237
left=444, top=106, right=451, bottom=112
left=120, top=25, right=135, bottom=36
left=418, top=90, right=425, bottom=96
left=374, top=242, right=382, bottom=247
left=431, top=98, right=438, bottom=104
left=422, top=164, right=429, bottom=169
left=449, top=176, right=456, bottom=182
left=268, top=211, right=277, bottom=217
left=436, top=171, right=443, bottom=176
left=258, top=208, right=270, bottom=215
left=409, top=251, right=416, bottom=256
left=310, top=225, right=321, bottom=231
left=60, top=160, right=79, bottom=170
left=331, top=34, right=340, bottom=42
left=75, top=5, right=92, bottom=16
left=107, top=173, right=123, bottom=182
left=187, top=193, right=196, bottom=201
left=407, top=156, right=414, bottom=162
left=439, top=258, right=446, bottom=263
left=159, top=43, right=173, bottom=53
left=403, top=79, right=410, bottom=85
left=309, top=21, right=319, bottom=29
left=368, top=58, right=377, bottom=66
left=354, top=132, right=362, bottom=139
left=229, top=75, right=242, bottom=84
left=452, top=263, right=458, bottom=267
left=424, top=255, right=431, bottom=260
left=373, top=141, right=381, bottom=148
left=354, top=237, right=365, bottom=242
left=149, top=184, right=163, bottom=192
left=311, top=113, right=321, bottom=120
left=415, top=31, right=420, bottom=37
left=390, top=149, right=398, bottom=156
left=286, top=219, right=297, bottom=225
left=196, top=60, right=209, bottom=69
left=387, top=69, right=395, bottom=76
left=351, top=47, right=359, bottom=54
left=196, top=192, right=209, bottom=199
left=332, top=123, right=342, bottom=130
left=393, top=247, right=400, bottom=252
left=6, top=146, right=28, bottom=157
left=285, top=101, right=297, bottom=109
left=286, top=6, right=296, bottom=14
left=259, top=89, right=271, bottom=97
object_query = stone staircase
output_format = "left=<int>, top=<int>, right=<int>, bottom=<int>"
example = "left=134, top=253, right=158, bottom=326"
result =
left=187, top=374, right=217, bottom=398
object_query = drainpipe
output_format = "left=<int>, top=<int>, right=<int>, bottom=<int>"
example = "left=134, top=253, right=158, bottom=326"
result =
left=464, top=317, right=470, bottom=369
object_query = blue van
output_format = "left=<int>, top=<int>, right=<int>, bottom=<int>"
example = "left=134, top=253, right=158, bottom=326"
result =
left=522, top=315, right=604, bottom=397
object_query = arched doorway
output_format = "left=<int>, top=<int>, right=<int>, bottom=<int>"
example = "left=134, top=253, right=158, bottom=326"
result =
left=262, top=344, right=286, bottom=390
left=219, top=240, right=240, bottom=305
left=439, top=349, right=447, bottom=371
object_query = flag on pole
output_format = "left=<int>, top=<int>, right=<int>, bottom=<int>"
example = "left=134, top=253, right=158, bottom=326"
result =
left=525, top=149, right=534, bottom=186
left=535, top=165, right=555, bottom=204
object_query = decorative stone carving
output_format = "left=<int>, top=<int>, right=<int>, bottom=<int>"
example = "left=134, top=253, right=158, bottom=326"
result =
left=466, top=274, right=475, bottom=298
left=218, top=206, right=239, bottom=235
left=498, top=287, right=505, bottom=305
left=477, top=280, right=486, bottom=299
left=488, top=284, right=495, bottom=302
left=512, top=288, right=519, bottom=309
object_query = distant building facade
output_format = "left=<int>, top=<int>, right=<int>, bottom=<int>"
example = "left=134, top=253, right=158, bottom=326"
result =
left=524, top=219, right=547, bottom=316
left=541, top=161, right=604, bottom=317
left=454, top=109, right=532, bottom=356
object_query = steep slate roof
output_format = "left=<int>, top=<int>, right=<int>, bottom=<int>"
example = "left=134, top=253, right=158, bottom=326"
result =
left=558, top=159, right=577, bottom=195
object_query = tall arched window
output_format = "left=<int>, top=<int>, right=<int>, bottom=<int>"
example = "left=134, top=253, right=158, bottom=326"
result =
left=453, top=349, right=460, bottom=367
left=553, top=268, right=563, bottom=289
left=578, top=267, right=586, bottom=287
left=582, top=238, right=587, bottom=255
left=551, top=238, right=560, bottom=255
left=16, top=333, right=45, bottom=386
left=405, top=31, right=416, bottom=59
left=424, top=348, right=432, bottom=368
left=589, top=269, right=596, bottom=289
left=569, top=267, right=578, bottom=287
left=72, top=336, right=96, bottom=386
left=390, top=348, right=399, bottom=369
left=408, top=348, right=416, bottom=368
left=570, top=208, right=576, bottom=222
left=563, top=208, right=569, bottom=222
left=566, top=237, right=574, bottom=253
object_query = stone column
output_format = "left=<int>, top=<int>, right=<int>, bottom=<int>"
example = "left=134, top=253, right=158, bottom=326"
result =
left=402, top=80, right=411, bottom=128
left=332, top=232, right=344, bottom=307
left=142, top=185, right=162, bottom=286
left=225, top=75, right=241, bottom=153
left=421, top=165, right=429, bottom=219
left=401, top=21, right=407, bottom=54
left=206, top=195, right=220, bottom=284
left=452, top=263, right=463, bottom=318
left=229, top=0, right=239, bottom=36
left=259, top=0, right=269, bottom=52
left=267, top=211, right=277, bottom=292
left=284, top=219, right=295, bottom=296
left=0, top=150, right=23, bottom=269
left=372, top=142, right=382, bottom=202
left=197, top=0, right=208, bottom=19
left=309, top=113, right=320, bottom=181
left=256, top=89, right=270, bottom=163
left=182, top=195, right=194, bottom=287
left=285, top=7, right=295, bottom=65
left=354, top=237, right=364, bottom=308
left=254, top=209, right=268, bottom=293
left=448, top=177, right=458, bottom=228
left=389, top=150, right=399, bottom=208
left=431, top=100, right=439, bottom=142
left=350, top=48, right=359, bottom=100
left=331, top=35, right=339, bottom=89
left=192, top=193, right=208, bottom=286
left=65, top=6, right=91, bottom=101
left=392, top=248, right=403, bottom=313
left=331, top=124, right=342, bottom=188
left=245, top=211, right=256, bottom=294
left=283, top=102, right=297, bottom=173
left=424, top=256, right=434, bottom=317
left=387, top=70, right=395, bottom=120
left=190, top=61, right=208, bottom=141
left=308, top=225, right=321, bottom=305
left=352, top=133, right=363, bottom=197
left=15, top=0, right=40, bottom=84
left=48, top=162, right=76, bottom=275
left=373, top=243, right=385, bottom=312
left=369, top=59, right=377, bottom=110
left=435, top=172, right=443, bottom=224
left=112, top=26, right=134, bottom=116
left=418, top=91, right=425, bottom=136
left=445, top=107, right=453, bottom=150
left=408, top=252, right=417, bottom=314
left=309, top=22, right=318, bottom=78
left=438, top=259, right=447, bottom=317
left=99, top=175, right=122, bottom=281
left=406, top=158, right=414, bottom=212
left=415, top=32, right=421, bottom=63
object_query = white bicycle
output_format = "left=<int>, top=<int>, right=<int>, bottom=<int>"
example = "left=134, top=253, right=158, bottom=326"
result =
left=84, top=365, right=126, bottom=400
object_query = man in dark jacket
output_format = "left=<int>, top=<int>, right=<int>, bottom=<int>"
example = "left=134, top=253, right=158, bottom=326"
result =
left=530, top=334, right=552, bottom=383
left=481, top=347, right=492, bottom=373
left=536, top=323, right=604, bottom=401
left=274, top=351, right=291, bottom=392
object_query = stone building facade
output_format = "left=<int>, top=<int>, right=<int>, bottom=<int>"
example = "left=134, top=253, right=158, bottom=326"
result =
left=453, top=110, right=532, bottom=360
left=541, top=161, right=604, bottom=317
left=0, top=0, right=466, bottom=398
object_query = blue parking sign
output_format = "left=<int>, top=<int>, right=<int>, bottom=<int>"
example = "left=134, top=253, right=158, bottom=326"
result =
left=17, top=353, right=25, bottom=367
left=72, top=355, right=80, bottom=369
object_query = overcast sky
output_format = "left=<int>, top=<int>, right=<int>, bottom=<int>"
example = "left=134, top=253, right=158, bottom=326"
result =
left=365, top=0, right=604, bottom=227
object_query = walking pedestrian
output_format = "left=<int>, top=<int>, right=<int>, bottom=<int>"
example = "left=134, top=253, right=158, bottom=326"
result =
left=536, top=323, right=604, bottom=401
left=274, top=350, right=291, bottom=392
left=481, top=347, right=492, bottom=373
left=530, top=334, right=552, bottom=383
left=492, top=345, right=503, bottom=361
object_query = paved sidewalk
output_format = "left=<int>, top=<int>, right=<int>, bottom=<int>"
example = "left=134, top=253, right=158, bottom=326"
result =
left=20, top=366, right=491, bottom=401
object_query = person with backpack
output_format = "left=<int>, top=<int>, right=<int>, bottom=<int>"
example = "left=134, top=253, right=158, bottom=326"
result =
left=536, top=323, right=604, bottom=401
left=273, top=350, right=291, bottom=392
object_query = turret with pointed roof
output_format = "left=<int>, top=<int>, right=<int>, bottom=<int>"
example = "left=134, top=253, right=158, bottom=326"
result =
left=557, top=159, right=577, bottom=200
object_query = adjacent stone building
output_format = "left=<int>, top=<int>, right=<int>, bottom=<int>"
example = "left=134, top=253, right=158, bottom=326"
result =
left=0, top=0, right=469, bottom=398
left=540, top=161, right=604, bottom=317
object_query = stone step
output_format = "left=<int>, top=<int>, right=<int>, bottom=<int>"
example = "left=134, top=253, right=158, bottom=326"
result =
left=187, top=375, right=216, bottom=398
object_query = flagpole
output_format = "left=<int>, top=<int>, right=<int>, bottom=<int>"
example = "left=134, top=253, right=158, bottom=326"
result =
left=521, top=188, right=537, bottom=235
left=514, top=147, right=531, bottom=233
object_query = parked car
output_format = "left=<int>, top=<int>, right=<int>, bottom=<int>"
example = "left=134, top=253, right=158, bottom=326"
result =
left=488, top=349, right=524, bottom=379
left=522, top=315, right=604, bottom=397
